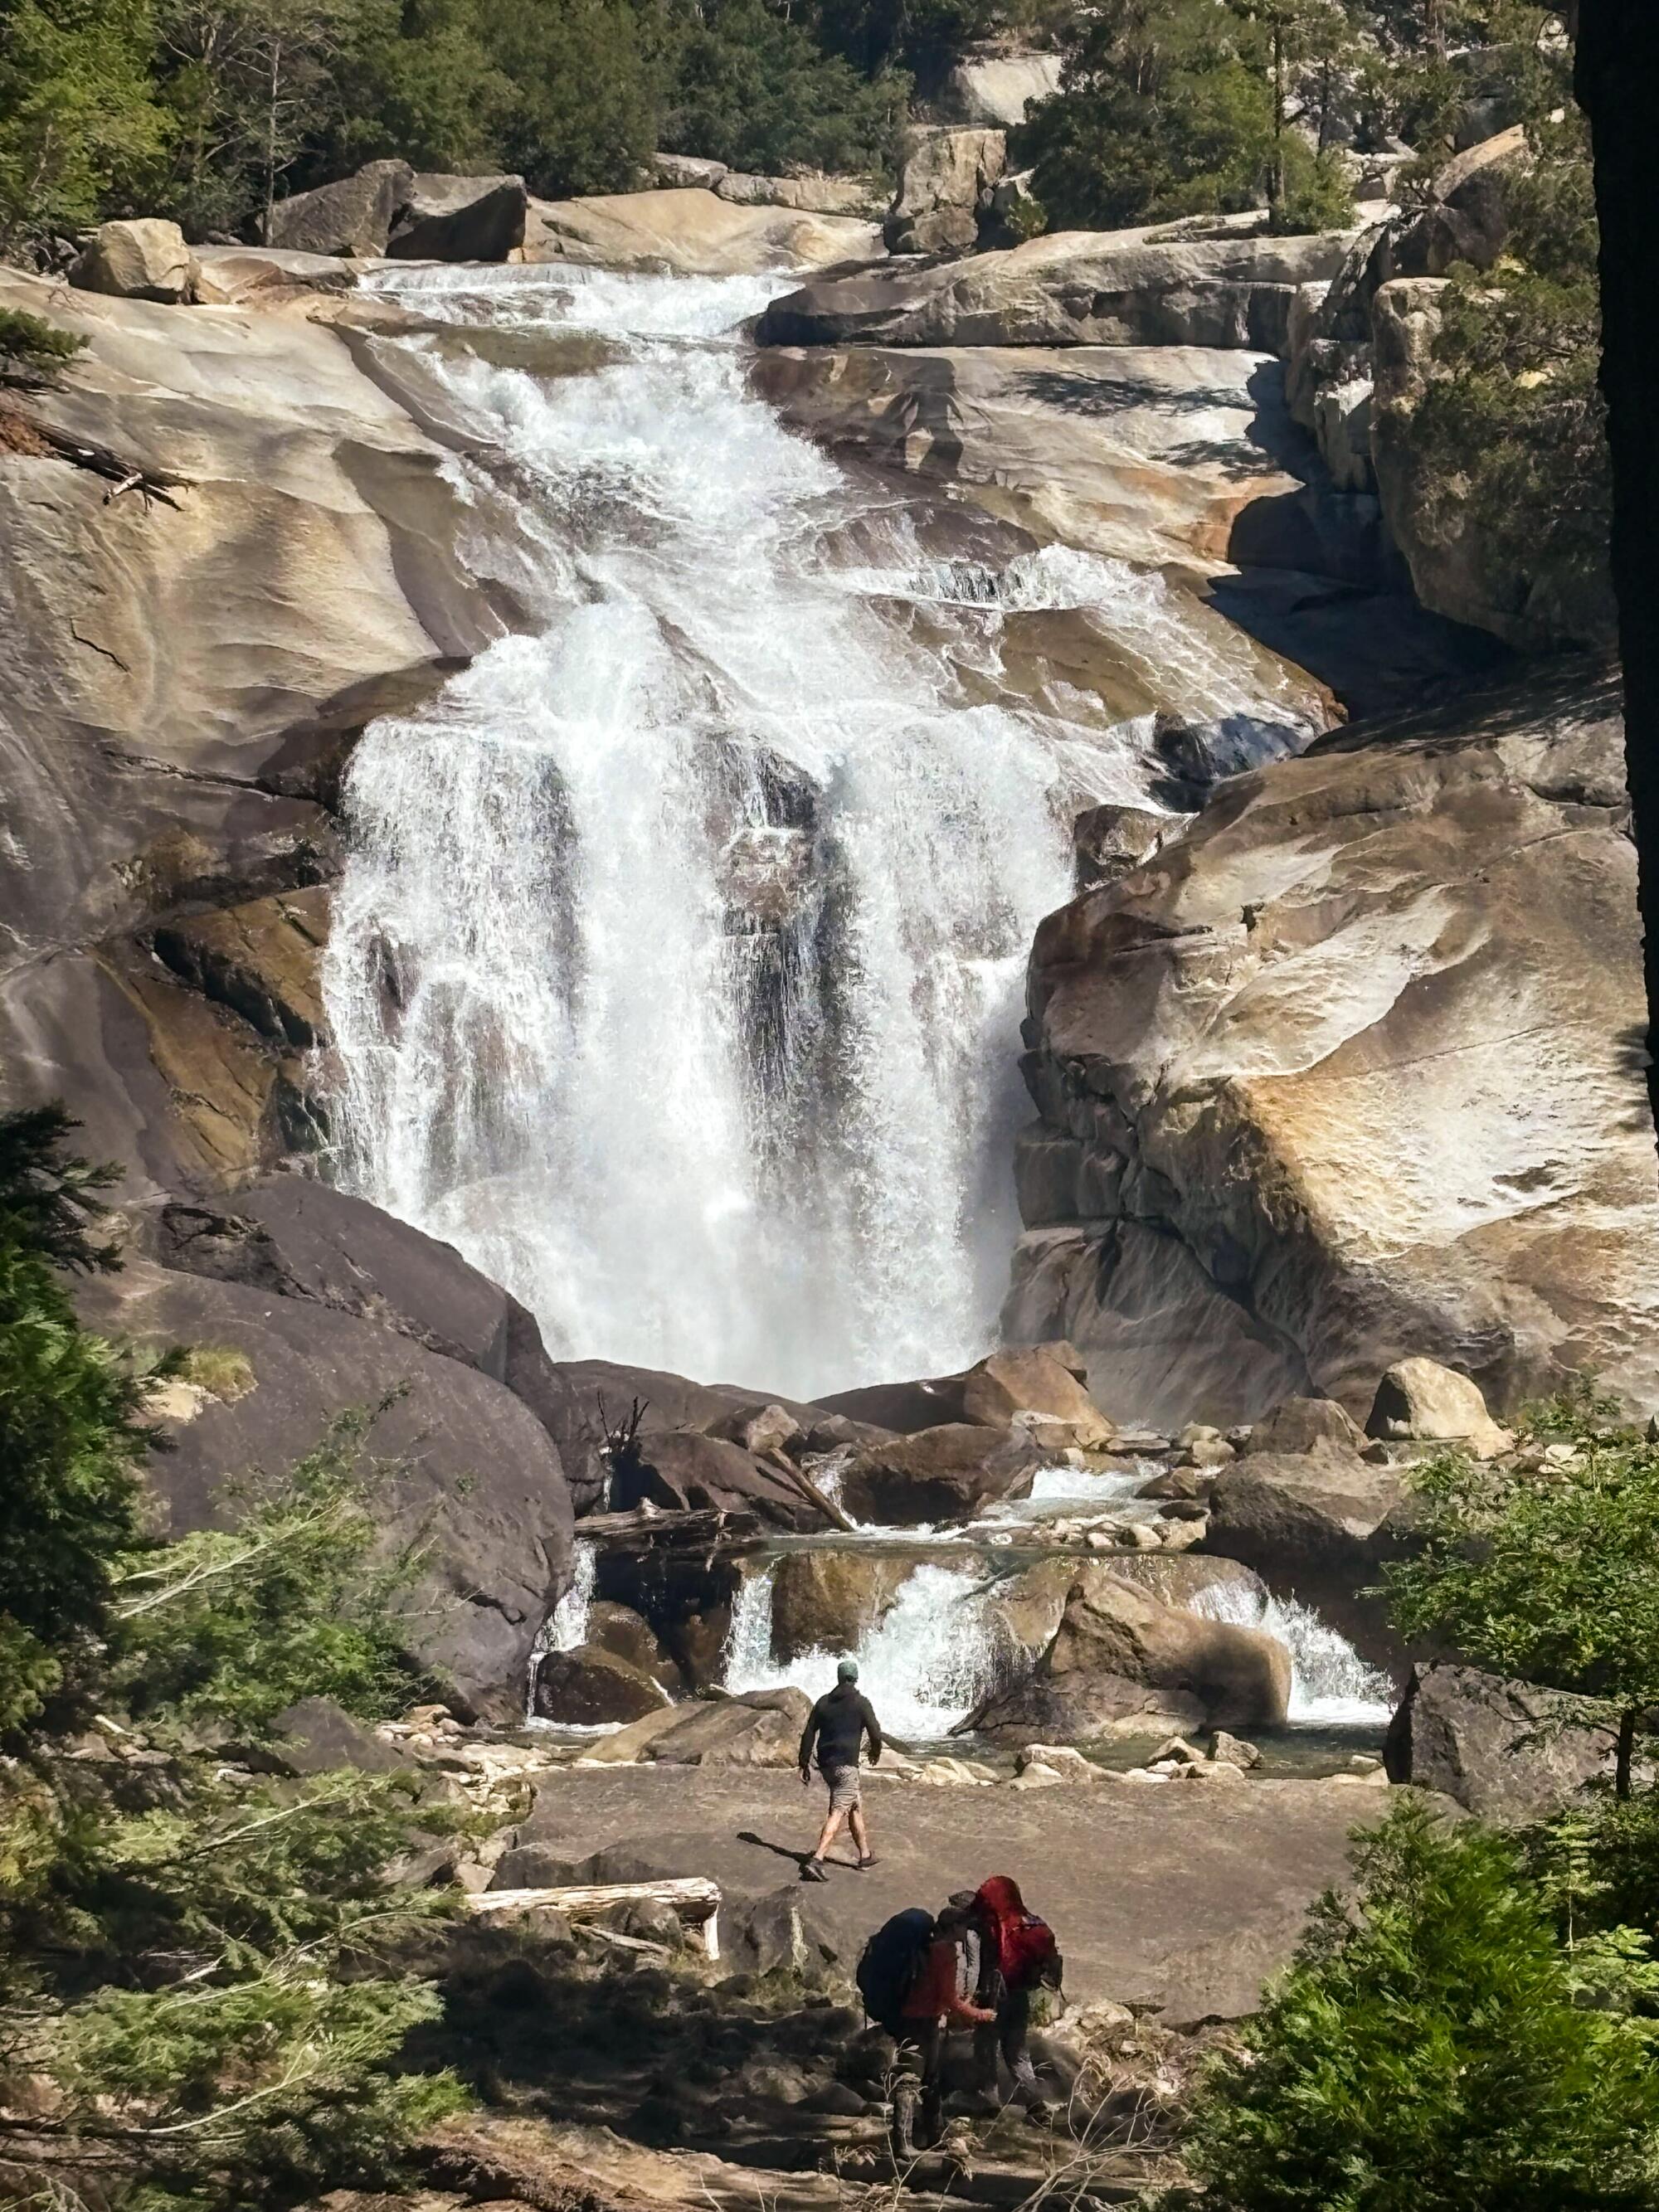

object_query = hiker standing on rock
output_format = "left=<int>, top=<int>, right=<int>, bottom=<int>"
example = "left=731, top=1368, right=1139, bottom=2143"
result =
left=968, top=1875, right=1063, bottom=2123
left=797, top=1657, right=883, bottom=1880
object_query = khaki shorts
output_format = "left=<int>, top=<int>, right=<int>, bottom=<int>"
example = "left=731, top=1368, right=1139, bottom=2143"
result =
left=824, top=1763, right=861, bottom=1812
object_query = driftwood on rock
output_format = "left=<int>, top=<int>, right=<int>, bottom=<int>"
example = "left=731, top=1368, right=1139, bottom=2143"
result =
left=575, top=1505, right=759, bottom=1548
left=469, top=1876, right=723, bottom=1958
left=0, top=403, right=184, bottom=506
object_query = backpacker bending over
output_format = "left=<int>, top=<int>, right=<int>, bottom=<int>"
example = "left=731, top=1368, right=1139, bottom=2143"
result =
left=858, top=1904, right=993, bottom=2156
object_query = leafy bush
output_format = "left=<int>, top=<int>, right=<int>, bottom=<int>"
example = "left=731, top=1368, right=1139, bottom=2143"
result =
left=1179, top=1796, right=1659, bottom=2211
left=1379, top=1403, right=1659, bottom=1796
left=108, top=1404, right=440, bottom=1734
left=0, top=304, right=86, bottom=385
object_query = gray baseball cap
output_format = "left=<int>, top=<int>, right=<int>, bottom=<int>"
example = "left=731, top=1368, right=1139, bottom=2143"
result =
left=838, top=1657, right=859, bottom=1683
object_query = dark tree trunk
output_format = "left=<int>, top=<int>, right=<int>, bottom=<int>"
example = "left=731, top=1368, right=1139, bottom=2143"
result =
left=1576, top=5, right=1659, bottom=1156
left=1616, top=1707, right=1636, bottom=1800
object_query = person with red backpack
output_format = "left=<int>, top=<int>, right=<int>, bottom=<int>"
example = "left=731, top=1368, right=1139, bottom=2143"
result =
left=967, top=1875, right=1063, bottom=2124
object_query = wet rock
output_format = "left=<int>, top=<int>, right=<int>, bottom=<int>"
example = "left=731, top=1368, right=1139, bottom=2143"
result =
left=985, top=1553, right=1267, bottom=1675
left=1203, top=1449, right=1409, bottom=1670
left=1384, top=1662, right=1617, bottom=1820
left=972, top=1570, right=1292, bottom=1738
left=768, top=1551, right=911, bottom=1660
left=585, top=1601, right=688, bottom=1694
left=1073, top=804, right=1165, bottom=892
left=534, top=1644, right=671, bottom=1725
left=265, top=158, right=415, bottom=255
left=387, top=172, right=527, bottom=261
left=71, top=218, right=197, bottom=302
left=839, top=1422, right=1042, bottom=1524
left=1208, top=1730, right=1262, bottom=1770
left=1367, top=1357, right=1511, bottom=1460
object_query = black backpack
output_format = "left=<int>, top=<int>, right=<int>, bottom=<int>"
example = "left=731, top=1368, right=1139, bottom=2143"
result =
left=856, top=1907, right=935, bottom=2035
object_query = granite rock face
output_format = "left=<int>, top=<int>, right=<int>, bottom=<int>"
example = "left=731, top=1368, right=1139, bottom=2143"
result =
left=1006, top=664, right=1659, bottom=1429
left=1384, top=1662, right=1618, bottom=1819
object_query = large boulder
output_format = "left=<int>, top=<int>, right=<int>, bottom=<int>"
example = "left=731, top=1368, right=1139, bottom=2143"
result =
left=1246, top=1398, right=1366, bottom=1457
left=1008, top=664, right=1659, bottom=1431
left=714, top=169, right=883, bottom=217
left=615, top=1429, right=815, bottom=1528
left=1367, top=1358, right=1511, bottom=1460
left=757, top=216, right=1360, bottom=350
left=839, top=1423, right=1043, bottom=1524
left=885, top=126, right=1005, bottom=255
left=71, top=219, right=198, bottom=303
left=767, top=1551, right=912, bottom=1660
left=583, top=1601, right=687, bottom=1694
left=984, top=1553, right=1268, bottom=1676
left=533, top=1644, right=671, bottom=1725
left=148, top=1175, right=605, bottom=1510
left=75, top=1252, right=573, bottom=1719
left=1201, top=1451, right=1410, bottom=1670
left=521, top=189, right=884, bottom=276
left=960, top=1346, right=1115, bottom=1447
left=543, top=1688, right=811, bottom=1767
left=939, top=51, right=1063, bottom=128
left=266, top=158, right=415, bottom=256
left=971, top=1570, right=1292, bottom=1738
left=1394, top=124, right=1531, bottom=278
left=816, top=1344, right=1110, bottom=1448
left=1384, top=1662, right=1618, bottom=1819
left=387, top=172, right=528, bottom=261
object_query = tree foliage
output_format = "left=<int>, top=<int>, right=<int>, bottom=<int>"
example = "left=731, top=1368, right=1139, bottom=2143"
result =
left=1380, top=1404, right=1659, bottom=1795
left=1180, top=1796, right=1659, bottom=2211
left=665, top=0, right=907, bottom=177
left=0, top=1106, right=166, bottom=1730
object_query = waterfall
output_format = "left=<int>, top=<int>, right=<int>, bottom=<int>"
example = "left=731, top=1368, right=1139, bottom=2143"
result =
left=723, top=1559, right=998, bottom=1738
left=324, top=260, right=1323, bottom=1398
left=1193, top=1582, right=1394, bottom=1726
left=524, top=1537, right=596, bottom=1720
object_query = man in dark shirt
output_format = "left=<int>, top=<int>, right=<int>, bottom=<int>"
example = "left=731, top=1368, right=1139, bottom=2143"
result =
left=796, top=1658, right=883, bottom=1881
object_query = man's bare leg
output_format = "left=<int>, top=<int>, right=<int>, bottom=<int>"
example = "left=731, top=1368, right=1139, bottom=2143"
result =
left=810, top=1803, right=849, bottom=1864
left=849, top=1804, right=873, bottom=1864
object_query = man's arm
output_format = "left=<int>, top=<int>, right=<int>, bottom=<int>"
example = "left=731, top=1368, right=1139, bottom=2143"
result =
left=798, top=1699, right=821, bottom=1776
left=862, top=1694, right=883, bottom=1765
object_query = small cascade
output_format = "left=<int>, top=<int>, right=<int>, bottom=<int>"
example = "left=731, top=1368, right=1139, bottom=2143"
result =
left=722, top=1559, right=999, bottom=1739
left=1194, top=1581, right=1394, bottom=1726
left=524, top=1539, right=597, bottom=1721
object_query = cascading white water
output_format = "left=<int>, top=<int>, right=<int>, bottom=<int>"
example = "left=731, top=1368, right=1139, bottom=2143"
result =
left=723, top=1559, right=998, bottom=1738
left=523, top=1536, right=598, bottom=1722
left=1193, top=1580, right=1394, bottom=1725
left=324, top=260, right=1320, bottom=1398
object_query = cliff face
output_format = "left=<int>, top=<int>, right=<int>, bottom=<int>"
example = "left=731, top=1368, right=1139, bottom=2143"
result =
left=1007, top=663, right=1659, bottom=1427
left=0, top=265, right=516, bottom=1193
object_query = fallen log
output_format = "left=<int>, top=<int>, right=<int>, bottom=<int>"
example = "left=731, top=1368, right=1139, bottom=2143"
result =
left=574, top=1505, right=758, bottom=1548
left=0, top=404, right=184, bottom=507
left=467, top=1876, right=722, bottom=1959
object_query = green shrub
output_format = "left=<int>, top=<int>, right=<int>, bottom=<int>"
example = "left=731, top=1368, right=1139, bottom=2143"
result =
left=1179, top=1797, right=1659, bottom=2211
left=0, top=304, right=86, bottom=386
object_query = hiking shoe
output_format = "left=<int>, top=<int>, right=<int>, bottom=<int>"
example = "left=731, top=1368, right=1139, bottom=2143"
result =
left=855, top=1855, right=881, bottom=1870
left=800, top=1858, right=830, bottom=1883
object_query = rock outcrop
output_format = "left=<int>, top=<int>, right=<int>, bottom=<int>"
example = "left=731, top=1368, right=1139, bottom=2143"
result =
left=757, top=217, right=1361, bottom=351
left=0, top=266, right=518, bottom=1194
left=1367, top=1357, right=1511, bottom=1459
left=533, top=1644, right=671, bottom=1724
left=884, top=127, right=1006, bottom=255
left=767, top=1551, right=912, bottom=1660
left=938, top=51, right=1063, bottom=128
left=817, top=1343, right=1110, bottom=1447
left=77, top=1244, right=574, bottom=1718
left=971, top=1568, right=1292, bottom=1738
left=1006, top=662, right=1659, bottom=1428
left=71, top=218, right=198, bottom=303
left=521, top=189, right=885, bottom=275
left=1384, top=1661, right=1618, bottom=1819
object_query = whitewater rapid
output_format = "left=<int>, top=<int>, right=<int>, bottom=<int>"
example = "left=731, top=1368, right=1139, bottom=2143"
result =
left=324, top=260, right=1316, bottom=1398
